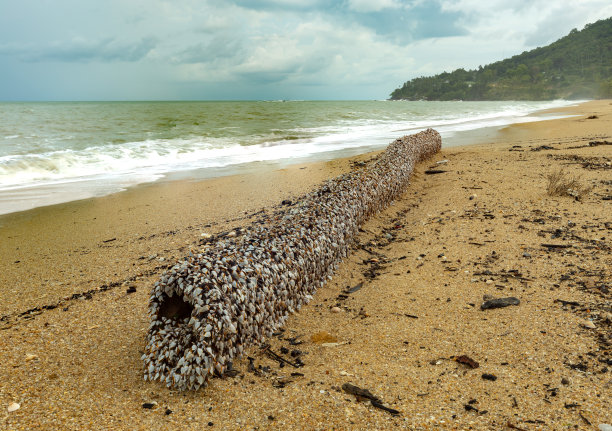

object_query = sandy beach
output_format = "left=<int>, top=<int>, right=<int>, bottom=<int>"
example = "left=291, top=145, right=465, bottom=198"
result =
left=1, top=100, right=610, bottom=430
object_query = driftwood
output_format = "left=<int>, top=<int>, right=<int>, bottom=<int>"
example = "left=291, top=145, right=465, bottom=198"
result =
left=142, top=129, right=442, bottom=390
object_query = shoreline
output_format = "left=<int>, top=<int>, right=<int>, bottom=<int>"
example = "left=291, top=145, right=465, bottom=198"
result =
left=1, top=100, right=610, bottom=430
left=0, top=99, right=582, bottom=217
left=0, top=101, right=587, bottom=315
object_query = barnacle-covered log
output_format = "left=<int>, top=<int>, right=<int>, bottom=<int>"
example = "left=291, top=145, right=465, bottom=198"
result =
left=142, top=129, right=441, bottom=390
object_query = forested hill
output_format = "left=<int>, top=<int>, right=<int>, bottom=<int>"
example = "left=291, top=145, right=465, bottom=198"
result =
left=390, top=17, right=612, bottom=101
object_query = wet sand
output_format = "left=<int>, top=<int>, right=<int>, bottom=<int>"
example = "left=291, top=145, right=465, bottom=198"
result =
left=1, top=100, right=610, bottom=430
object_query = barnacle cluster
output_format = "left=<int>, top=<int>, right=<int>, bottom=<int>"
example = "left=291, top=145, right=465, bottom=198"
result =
left=143, top=129, right=442, bottom=390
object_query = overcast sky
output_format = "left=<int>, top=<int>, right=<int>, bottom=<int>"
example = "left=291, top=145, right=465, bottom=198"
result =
left=1, top=1, right=611, bottom=101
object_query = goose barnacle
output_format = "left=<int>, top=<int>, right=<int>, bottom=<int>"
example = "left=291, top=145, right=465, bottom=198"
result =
left=143, top=129, right=441, bottom=390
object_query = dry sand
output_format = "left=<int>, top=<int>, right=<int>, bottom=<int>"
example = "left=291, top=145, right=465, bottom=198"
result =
left=0, top=100, right=610, bottom=430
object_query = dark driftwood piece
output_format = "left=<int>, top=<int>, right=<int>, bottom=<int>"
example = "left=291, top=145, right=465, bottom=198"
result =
left=481, top=297, right=521, bottom=310
left=142, top=129, right=442, bottom=390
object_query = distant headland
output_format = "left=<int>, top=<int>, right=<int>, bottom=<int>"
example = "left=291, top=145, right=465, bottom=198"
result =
left=390, top=17, right=612, bottom=101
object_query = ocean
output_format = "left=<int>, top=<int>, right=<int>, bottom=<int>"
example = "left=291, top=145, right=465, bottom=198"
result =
left=0, top=100, right=578, bottom=215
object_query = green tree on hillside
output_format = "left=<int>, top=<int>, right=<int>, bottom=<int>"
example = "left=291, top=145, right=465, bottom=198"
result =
left=390, top=17, right=612, bottom=100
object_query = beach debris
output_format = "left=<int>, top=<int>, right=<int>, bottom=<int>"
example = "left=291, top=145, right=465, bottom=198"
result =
left=548, top=153, right=611, bottom=170
left=586, top=139, right=611, bottom=146
left=524, top=419, right=546, bottom=425
left=142, top=130, right=441, bottom=390
left=463, top=399, right=481, bottom=413
left=321, top=342, right=347, bottom=347
left=541, top=243, right=572, bottom=249
left=481, top=373, right=497, bottom=381
left=481, top=297, right=520, bottom=310
left=330, top=307, right=342, bottom=313
left=566, top=361, right=588, bottom=372
left=223, top=367, right=240, bottom=378
left=7, top=402, right=20, bottom=413
left=581, top=320, right=596, bottom=329
left=580, top=411, right=593, bottom=426
left=507, top=422, right=527, bottom=431
left=451, top=355, right=479, bottom=369
left=531, top=145, right=556, bottom=151
left=273, top=375, right=299, bottom=388
left=341, top=383, right=400, bottom=415
left=555, top=299, right=581, bottom=307
left=262, top=345, right=301, bottom=369
left=345, top=283, right=363, bottom=294
left=599, top=424, right=612, bottom=431
left=425, top=169, right=446, bottom=174
left=567, top=141, right=612, bottom=151
left=464, top=404, right=479, bottom=413
left=355, top=307, right=369, bottom=319
left=142, top=402, right=157, bottom=409
left=25, top=353, right=38, bottom=362
left=311, top=331, right=338, bottom=344
left=285, top=336, right=303, bottom=346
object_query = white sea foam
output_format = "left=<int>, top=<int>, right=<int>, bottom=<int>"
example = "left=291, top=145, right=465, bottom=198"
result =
left=0, top=99, right=581, bottom=215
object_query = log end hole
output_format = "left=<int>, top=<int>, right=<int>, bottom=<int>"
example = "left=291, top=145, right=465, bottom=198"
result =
left=158, top=294, right=194, bottom=320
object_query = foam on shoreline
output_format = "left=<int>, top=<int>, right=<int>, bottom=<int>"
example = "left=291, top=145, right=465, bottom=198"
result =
left=0, top=99, right=580, bottom=215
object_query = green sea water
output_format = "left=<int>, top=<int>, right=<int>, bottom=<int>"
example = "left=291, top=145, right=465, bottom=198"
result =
left=0, top=100, right=578, bottom=214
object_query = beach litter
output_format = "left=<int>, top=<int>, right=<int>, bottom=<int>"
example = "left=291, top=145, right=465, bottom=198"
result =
left=481, top=296, right=520, bottom=310
left=342, top=383, right=400, bottom=415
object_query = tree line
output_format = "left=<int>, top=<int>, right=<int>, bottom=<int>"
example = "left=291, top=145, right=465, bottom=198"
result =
left=390, top=17, right=612, bottom=100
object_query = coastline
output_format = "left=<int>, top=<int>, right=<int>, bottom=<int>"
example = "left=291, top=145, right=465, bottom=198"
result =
left=1, top=100, right=610, bottom=429
left=0, top=99, right=581, bottom=217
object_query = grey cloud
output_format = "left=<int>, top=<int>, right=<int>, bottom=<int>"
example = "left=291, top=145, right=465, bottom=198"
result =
left=349, top=3, right=467, bottom=43
left=226, top=0, right=331, bottom=12
left=237, top=57, right=332, bottom=84
left=2, top=0, right=612, bottom=101
left=8, top=37, right=157, bottom=63
left=236, top=69, right=297, bottom=84
left=225, top=0, right=466, bottom=42
left=523, top=10, right=592, bottom=47
left=176, top=36, right=246, bottom=64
